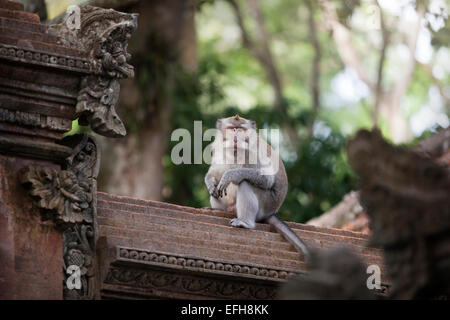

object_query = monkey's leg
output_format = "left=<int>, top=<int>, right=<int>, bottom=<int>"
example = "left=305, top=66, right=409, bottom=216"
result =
left=216, top=168, right=275, bottom=197
left=210, top=195, right=227, bottom=211
left=231, top=181, right=258, bottom=229
left=210, top=183, right=238, bottom=213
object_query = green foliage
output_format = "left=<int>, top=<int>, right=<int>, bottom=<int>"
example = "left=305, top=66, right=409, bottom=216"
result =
left=64, top=120, right=90, bottom=136
left=163, top=50, right=356, bottom=221
left=281, top=129, right=357, bottom=222
left=161, top=0, right=374, bottom=220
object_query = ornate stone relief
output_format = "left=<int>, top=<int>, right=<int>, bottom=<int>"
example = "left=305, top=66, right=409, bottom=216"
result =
left=62, top=223, right=97, bottom=300
left=47, top=6, right=138, bottom=137
left=117, top=246, right=297, bottom=281
left=20, top=134, right=99, bottom=227
left=279, top=129, right=450, bottom=299
left=102, top=246, right=297, bottom=299
left=20, top=134, right=100, bottom=299
left=105, top=266, right=278, bottom=300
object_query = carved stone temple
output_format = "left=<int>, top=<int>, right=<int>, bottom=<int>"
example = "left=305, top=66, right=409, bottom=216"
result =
left=2, top=0, right=447, bottom=300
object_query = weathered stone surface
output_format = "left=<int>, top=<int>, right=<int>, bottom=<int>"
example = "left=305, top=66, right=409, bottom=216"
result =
left=0, top=1, right=138, bottom=141
left=0, top=154, right=62, bottom=299
left=20, top=135, right=100, bottom=228
left=47, top=5, right=138, bottom=137
left=281, top=129, right=450, bottom=300
left=96, top=192, right=387, bottom=299
left=348, top=129, right=450, bottom=299
left=0, top=0, right=136, bottom=300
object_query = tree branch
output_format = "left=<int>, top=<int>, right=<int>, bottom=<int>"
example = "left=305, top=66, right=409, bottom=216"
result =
left=227, top=0, right=286, bottom=114
left=319, top=0, right=376, bottom=91
left=372, top=0, right=389, bottom=127
left=391, top=1, right=426, bottom=102
left=418, top=62, right=450, bottom=107
left=306, top=0, right=321, bottom=135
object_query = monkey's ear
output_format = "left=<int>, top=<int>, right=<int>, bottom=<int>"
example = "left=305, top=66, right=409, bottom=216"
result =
left=216, top=119, right=223, bottom=129
left=250, top=120, right=257, bottom=129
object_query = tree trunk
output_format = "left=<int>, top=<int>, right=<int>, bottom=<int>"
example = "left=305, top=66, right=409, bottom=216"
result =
left=98, top=0, right=197, bottom=200
left=379, top=94, right=412, bottom=144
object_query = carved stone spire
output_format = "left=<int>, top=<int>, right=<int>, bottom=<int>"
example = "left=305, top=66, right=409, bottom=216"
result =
left=48, top=6, right=138, bottom=137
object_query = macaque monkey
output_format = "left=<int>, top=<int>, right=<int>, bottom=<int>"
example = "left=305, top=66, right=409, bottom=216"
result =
left=205, top=115, right=309, bottom=258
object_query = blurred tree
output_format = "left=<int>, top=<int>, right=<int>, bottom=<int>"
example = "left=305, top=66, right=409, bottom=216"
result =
left=98, top=0, right=198, bottom=200
left=44, top=0, right=449, bottom=223
left=320, top=0, right=432, bottom=143
left=17, top=0, right=47, bottom=20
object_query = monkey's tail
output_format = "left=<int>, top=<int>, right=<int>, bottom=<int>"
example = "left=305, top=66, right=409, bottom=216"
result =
left=266, top=214, right=310, bottom=261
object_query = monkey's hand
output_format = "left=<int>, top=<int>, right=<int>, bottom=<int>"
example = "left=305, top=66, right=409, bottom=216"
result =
left=207, top=183, right=219, bottom=198
left=216, top=170, right=240, bottom=198
left=205, top=175, right=219, bottom=198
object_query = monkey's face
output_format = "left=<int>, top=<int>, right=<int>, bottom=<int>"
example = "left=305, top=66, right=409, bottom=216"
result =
left=216, top=115, right=257, bottom=151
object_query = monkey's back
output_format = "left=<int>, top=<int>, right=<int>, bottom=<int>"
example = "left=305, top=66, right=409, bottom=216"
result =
left=255, top=138, right=288, bottom=218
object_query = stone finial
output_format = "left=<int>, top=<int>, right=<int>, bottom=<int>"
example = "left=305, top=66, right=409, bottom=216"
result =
left=48, top=6, right=138, bottom=138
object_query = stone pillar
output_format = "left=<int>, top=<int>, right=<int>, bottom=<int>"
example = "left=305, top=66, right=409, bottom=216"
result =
left=0, top=0, right=137, bottom=299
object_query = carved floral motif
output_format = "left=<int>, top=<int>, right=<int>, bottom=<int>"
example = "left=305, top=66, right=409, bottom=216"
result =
left=20, top=134, right=99, bottom=228
left=20, top=167, right=93, bottom=224
left=105, top=266, right=277, bottom=300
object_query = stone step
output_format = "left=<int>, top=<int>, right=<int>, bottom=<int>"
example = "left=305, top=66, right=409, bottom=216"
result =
left=97, top=198, right=382, bottom=257
left=98, top=208, right=299, bottom=255
left=98, top=213, right=294, bottom=253
left=98, top=213, right=385, bottom=267
left=97, top=192, right=385, bottom=275
left=98, top=192, right=372, bottom=239
left=100, top=227, right=386, bottom=276
left=0, top=16, right=47, bottom=34
left=0, top=0, right=25, bottom=11
left=97, top=204, right=384, bottom=264
left=0, top=26, right=59, bottom=45
left=0, top=8, right=40, bottom=23
left=99, top=224, right=303, bottom=264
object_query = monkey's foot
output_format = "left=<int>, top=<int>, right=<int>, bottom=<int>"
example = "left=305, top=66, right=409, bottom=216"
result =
left=230, top=218, right=254, bottom=229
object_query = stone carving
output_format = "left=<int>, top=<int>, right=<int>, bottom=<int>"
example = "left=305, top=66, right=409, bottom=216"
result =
left=0, top=43, right=90, bottom=72
left=117, top=246, right=297, bottom=280
left=280, top=129, right=449, bottom=299
left=0, top=108, right=72, bottom=131
left=347, top=129, right=450, bottom=299
left=278, top=247, right=386, bottom=299
left=48, top=6, right=138, bottom=137
left=63, top=224, right=96, bottom=300
left=105, top=266, right=277, bottom=300
left=20, top=134, right=100, bottom=228
left=20, top=167, right=93, bottom=224
left=21, top=134, right=100, bottom=299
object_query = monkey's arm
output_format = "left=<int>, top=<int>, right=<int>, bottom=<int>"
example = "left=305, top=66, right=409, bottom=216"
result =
left=216, top=168, right=274, bottom=197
